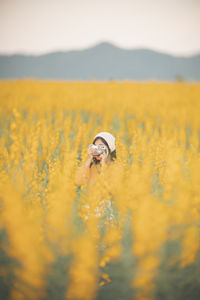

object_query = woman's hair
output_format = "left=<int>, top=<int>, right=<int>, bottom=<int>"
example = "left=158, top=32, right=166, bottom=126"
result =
left=89, top=136, right=117, bottom=168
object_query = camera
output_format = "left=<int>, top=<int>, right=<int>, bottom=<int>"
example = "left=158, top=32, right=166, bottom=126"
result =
left=91, top=145, right=107, bottom=155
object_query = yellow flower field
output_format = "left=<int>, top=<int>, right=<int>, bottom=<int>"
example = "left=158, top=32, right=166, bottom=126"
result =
left=0, top=80, right=200, bottom=300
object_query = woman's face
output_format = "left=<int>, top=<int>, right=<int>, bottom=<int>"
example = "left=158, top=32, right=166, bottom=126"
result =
left=94, top=138, right=109, bottom=160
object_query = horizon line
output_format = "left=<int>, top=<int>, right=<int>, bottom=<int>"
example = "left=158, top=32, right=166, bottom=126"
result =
left=0, top=41, right=200, bottom=57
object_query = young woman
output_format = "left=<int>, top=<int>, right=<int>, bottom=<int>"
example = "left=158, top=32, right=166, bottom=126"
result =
left=75, top=132, right=119, bottom=225
left=75, top=131, right=117, bottom=188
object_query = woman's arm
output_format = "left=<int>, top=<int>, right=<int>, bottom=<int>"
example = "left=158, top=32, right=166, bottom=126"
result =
left=75, top=158, right=93, bottom=187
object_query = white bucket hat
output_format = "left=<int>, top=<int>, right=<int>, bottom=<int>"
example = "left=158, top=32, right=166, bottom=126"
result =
left=93, top=132, right=116, bottom=153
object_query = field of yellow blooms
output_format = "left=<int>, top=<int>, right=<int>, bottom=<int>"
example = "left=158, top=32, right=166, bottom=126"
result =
left=0, top=80, right=200, bottom=300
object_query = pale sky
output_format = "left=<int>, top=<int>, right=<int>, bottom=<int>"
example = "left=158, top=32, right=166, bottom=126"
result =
left=0, top=0, right=200, bottom=56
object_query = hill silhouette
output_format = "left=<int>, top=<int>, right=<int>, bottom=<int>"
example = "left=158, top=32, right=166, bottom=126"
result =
left=0, top=42, right=199, bottom=81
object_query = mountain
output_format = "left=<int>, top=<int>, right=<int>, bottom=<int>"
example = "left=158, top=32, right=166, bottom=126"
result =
left=0, top=42, right=200, bottom=81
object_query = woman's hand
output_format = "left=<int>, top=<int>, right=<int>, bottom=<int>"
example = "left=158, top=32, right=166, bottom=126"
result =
left=87, top=144, right=95, bottom=160
left=83, top=144, right=95, bottom=168
left=100, top=148, right=109, bottom=166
